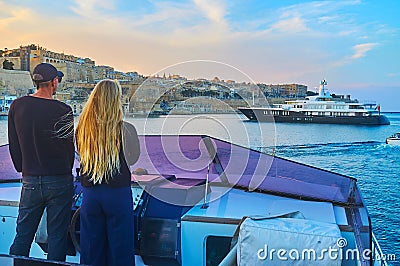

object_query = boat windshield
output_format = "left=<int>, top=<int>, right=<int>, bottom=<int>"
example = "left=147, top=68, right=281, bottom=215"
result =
left=133, top=135, right=362, bottom=206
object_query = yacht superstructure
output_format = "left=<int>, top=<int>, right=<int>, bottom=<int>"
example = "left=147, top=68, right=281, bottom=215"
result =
left=239, top=80, right=390, bottom=125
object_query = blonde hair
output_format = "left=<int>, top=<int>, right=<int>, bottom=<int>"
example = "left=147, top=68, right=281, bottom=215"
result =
left=76, top=79, right=123, bottom=184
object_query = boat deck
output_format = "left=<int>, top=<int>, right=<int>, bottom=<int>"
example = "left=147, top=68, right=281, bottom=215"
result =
left=0, top=135, right=381, bottom=265
left=1, top=183, right=350, bottom=265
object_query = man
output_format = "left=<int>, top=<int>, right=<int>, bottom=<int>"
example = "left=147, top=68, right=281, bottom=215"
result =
left=8, top=63, right=75, bottom=261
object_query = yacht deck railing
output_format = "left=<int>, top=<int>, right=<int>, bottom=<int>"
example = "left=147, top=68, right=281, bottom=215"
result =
left=372, top=232, right=388, bottom=266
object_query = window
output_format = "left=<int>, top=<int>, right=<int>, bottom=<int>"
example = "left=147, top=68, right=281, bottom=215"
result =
left=206, top=236, right=232, bottom=266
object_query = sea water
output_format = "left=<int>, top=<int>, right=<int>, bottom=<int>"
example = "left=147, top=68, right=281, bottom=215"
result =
left=1, top=113, right=399, bottom=263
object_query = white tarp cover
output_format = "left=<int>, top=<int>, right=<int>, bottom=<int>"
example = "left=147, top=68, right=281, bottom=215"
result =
left=237, top=213, right=342, bottom=266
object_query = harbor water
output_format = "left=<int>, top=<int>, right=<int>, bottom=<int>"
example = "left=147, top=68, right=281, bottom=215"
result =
left=1, top=112, right=399, bottom=263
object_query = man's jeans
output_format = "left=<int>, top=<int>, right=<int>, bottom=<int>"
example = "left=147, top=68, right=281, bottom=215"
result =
left=9, top=175, right=74, bottom=261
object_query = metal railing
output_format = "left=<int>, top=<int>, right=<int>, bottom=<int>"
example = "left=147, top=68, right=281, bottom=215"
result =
left=372, top=232, right=388, bottom=266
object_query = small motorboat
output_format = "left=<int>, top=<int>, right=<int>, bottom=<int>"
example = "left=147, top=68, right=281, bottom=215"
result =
left=386, top=132, right=400, bottom=145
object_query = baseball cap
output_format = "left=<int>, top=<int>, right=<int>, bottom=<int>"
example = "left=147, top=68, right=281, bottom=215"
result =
left=32, top=63, right=64, bottom=83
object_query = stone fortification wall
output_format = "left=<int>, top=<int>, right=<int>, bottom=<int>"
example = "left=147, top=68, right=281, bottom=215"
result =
left=0, top=69, right=33, bottom=96
left=0, top=57, right=21, bottom=70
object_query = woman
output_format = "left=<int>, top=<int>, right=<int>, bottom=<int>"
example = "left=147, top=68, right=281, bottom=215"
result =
left=76, top=79, right=139, bottom=266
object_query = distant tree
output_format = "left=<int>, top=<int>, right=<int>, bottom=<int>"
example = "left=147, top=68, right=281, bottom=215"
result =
left=2, top=59, right=14, bottom=70
left=28, top=44, right=37, bottom=50
left=306, top=91, right=318, bottom=96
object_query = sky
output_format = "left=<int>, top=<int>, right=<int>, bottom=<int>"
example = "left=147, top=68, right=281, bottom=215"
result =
left=1, top=0, right=399, bottom=110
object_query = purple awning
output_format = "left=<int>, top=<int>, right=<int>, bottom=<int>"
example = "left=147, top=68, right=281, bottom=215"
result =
left=0, top=135, right=361, bottom=205
left=0, top=145, right=22, bottom=182
left=132, top=135, right=360, bottom=205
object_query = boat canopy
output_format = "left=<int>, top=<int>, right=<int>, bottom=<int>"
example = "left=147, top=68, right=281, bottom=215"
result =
left=0, top=135, right=363, bottom=206
left=0, top=144, right=22, bottom=182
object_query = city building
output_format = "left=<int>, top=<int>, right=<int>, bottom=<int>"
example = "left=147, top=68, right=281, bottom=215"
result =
left=0, top=95, right=17, bottom=113
left=1, top=45, right=315, bottom=115
left=258, top=83, right=307, bottom=98
left=0, top=45, right=117, bottom=83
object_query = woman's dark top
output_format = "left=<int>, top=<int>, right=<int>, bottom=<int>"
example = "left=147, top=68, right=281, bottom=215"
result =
left=79, top=121, right=140, bottom=188
left=8, top=96, right=74, bottom=177
left=80, top=146, right=132, bottom=188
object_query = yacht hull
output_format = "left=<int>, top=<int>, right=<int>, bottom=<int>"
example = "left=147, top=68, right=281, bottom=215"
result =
left=239, top=108, right=390, bottom=125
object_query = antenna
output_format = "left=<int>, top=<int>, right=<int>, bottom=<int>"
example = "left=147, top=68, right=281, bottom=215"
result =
left=201, top=162, right=210, bottom=209
left=200, top=136, right=230, bottom=208
left=319, top=80, right=328, bottom=96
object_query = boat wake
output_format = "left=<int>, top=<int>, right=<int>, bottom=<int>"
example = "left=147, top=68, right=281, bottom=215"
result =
left=258, top=141, right=381, bottom=153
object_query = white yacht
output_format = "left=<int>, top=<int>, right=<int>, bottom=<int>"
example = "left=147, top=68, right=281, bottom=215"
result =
left=239, top=80, right=390, bottom=125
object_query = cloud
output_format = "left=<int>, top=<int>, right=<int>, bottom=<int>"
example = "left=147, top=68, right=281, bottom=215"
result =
left=387, top=73, right=400, bottom=77
left=331, top=42, right=379, bottom=68
left=0, top=1, right=34, bottom=29
left=70, top=0, right=232, bottom=48
left=270, top=17, right=309, bottom=33
left=0, top=1, right=39, bottom=47
left=351, top=43, right=379, bottom=59
left=279, top=0, right=361, bottom=18
left=236, top=0, right=364, bottom=38
left=70, top=0, right=116, bottom=18
left=129, top=2, right=197, bottom=28
left=193, top=0, right=227, bottom=25
left=1, top=0, right=398, bottom=95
